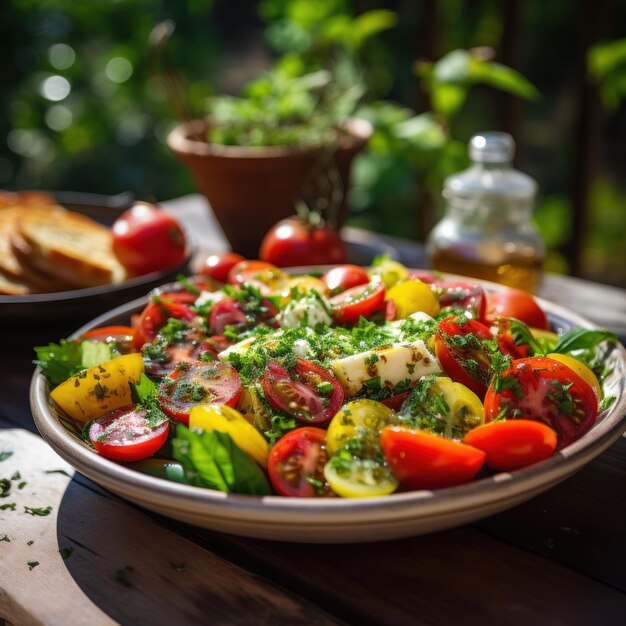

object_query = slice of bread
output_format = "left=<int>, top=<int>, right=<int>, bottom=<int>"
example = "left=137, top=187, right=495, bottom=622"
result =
left=16, top=209, right=127, bottom=288
left=0, top=206, right=74, bottom=292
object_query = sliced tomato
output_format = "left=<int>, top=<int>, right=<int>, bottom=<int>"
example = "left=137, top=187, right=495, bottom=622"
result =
left=227, top=260, right=288, bottom=295
left=263, top=359, right=344, bottom=425
left=322, top=265, right=370, bottom=294
left=209, top=297, right=248, bottom=334
left=88, top=405, right=170, bottom=462
left=435, top=316, right=494, bottom=397
left=329, top=281, right=386, bottom=324
left=268, top=427, right=335, bottom=497
left=380, top=427, right=486, bottom=490
left=381, top=391, right=411, bottom=411
left=143, top=335, right=214, bottom=378
left=133, top=298, right=196, bottom=350
left=483, top=356, right=598, bottom=449
left=82, top=325, right=135, bottom=354
left=493, top=318, right=531, bottom=359
left=464, top=420, right=557, bottom=471
left=484, top=289, right=549, bottom=329
left=158, top=361, right=243, bottom=424
left=204, top=334, right=233, bottom=358
left=438, top=281, right=486, bottom=318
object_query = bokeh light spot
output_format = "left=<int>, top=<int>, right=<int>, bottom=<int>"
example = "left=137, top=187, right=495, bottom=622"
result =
left=106, top=57, right=133, bottom=83
left=40, top=75, right=71, bottom=101
left=48, top=43, right=76, bottom=70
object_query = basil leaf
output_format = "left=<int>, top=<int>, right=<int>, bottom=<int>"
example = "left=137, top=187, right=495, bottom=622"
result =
left=172, top=425, right=270, bottom=496
left=34, top=339, right=112, bottom=387
left=553, top=330, right=618, bottom=354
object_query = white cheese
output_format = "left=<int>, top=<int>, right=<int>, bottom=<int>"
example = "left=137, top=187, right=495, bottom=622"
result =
left=194, top=289, right=225, bottom=308
left=330, top=340, right=440, bottom=397
left=278, top=295, right=333, bottom=329
left=292, top=339, right=313, bottom=358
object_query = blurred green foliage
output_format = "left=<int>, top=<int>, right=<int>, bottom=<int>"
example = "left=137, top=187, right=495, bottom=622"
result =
left=1, top=0, right=625, bottom=285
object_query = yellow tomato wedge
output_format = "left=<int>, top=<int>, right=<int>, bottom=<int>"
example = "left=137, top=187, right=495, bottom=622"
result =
left=236, top=384, right=272, bottom=432
left=386, top=280, right=440, bottom=319
left=323, top=457, right=398, bottom=498
left=50, top=353, right=143, bottom=422
left=547, top=353, right=602, bottom=399
left=326, top=399, right=397, bottom=456
left=368, top=258, right=408, bottom=289
left=189, top=404, right=269, bottom=468
left=428, top=377, right=485, bottom=437
left=276, top=276, right=329, bottom=305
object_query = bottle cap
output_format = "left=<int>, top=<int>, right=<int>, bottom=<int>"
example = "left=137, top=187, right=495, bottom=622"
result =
left=469, top=132, right=514, bottom=163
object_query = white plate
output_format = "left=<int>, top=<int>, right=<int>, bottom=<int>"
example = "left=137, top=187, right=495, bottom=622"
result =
left=30, top=274, right=626, bottom=543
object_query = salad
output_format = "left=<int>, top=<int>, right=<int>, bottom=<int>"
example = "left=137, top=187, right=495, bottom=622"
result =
left=34, top=256, right=618, bottom=498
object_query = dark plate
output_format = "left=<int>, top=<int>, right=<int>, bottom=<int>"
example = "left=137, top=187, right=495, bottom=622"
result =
left=0, top=191, right=191, bottom=326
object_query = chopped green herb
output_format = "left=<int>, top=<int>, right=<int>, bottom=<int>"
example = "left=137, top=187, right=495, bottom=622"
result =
left=0, top=503, right=16, bottom=511
left=600, top=395, right=616, bottom=412
left=24, top=506, right=52, bottom=516
left=0, top=534, right=10, bottom=542
left=170, top=561, right=186, bottom=572
left=27, top=561, right=39, bottom=571
left=316, top=381, right=334, bottom=396
left=59, top=547, right=73, bottom=560
left=115, top=565, right=134, bottom=587
left=27, top=540, right=34, bottom=546
left=0, top=479, right=11, bottom=498
left=0, top=451, right=13, bottom=463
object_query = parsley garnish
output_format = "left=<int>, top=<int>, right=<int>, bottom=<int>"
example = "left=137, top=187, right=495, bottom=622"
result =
left=59, top=547, right=74, bottom=560
left=0, top=451, right=13, bottom=462
left=28, top=561, right=39, bottom=571
left=24, top=505, right=52, bottom=516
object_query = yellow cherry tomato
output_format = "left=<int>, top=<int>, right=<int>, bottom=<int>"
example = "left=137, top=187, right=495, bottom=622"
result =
left=50, top=353, right=144, bottom=422
left=368, top=258, right=408, bottom=289
left=323, top=457, right=398, bottom=498
left=386, top=279, right=440, bottom=319
left=189, top=404, right=269, bottom=468
left=547, top=353, right=602, bottom=398
left=326, top=399, right=397, bottom=456
left=276, top=276, right=329, bottom=305
left=428, top=377, right=485, bottom=438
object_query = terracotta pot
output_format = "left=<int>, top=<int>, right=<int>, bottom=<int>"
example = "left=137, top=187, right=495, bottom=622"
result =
left=167, top=118, right=373, bottom=257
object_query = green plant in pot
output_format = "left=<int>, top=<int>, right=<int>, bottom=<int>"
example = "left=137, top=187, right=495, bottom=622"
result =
left=162, top=8, right=397, bottom=258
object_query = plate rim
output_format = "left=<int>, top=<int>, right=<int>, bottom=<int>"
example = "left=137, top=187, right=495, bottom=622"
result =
left=29, top=270, right=626, bottom=535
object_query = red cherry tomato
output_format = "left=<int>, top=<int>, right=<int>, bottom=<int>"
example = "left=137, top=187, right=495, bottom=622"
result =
left=112, top=202, right=187, bottom=276
left=88, top=405, right=170, bottom=462
left=158, top=361, right=243, bottom=424
left=484, top=289, right=548, bottom=329
left=132, top=297, right=196, bottom=350
left=227, top=260, right=286, bottom=295
left=434, top=316, right=494, bottom=397
left=411, top=274, right=485, bottom=318
left=200, top=252, right=246, bottom=283
left=263, top=359, right=344, bottom=425
left=82, top=325, right=135, bottom=353
left=329, top=281, right=386, bottom=325
left=483, top=356, right=598, bottom=449
left=143, top=332, right=214, bottom=378
left=322, top=265, right=370, bottom=294
left=464, top=420, right=557, bottom=471
left=493, top=318, right=531, bottom=359
left=268, top=427, right=335, bottom=497
left=260, top=216, right=347, bottom=268
left=381, top=427, right=486, bottom=490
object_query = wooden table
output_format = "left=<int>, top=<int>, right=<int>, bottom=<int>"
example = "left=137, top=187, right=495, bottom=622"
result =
left=2, top=195, right=625, bottom=625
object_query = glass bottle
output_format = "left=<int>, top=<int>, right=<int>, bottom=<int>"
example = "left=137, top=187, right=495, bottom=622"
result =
left=427, top=132, right=545, bottom=291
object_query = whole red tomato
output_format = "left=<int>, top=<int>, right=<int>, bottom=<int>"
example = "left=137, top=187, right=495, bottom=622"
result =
left=260, top=216, right=347, bottom=268
left=112, top=202, right=187, bottom=276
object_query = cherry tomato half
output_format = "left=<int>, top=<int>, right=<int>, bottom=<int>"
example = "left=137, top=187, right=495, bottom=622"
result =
left=484, top=289, right=548, bottom=330
left=322, top=265, right=370, bottom=294
left=112, top=202, right=187, bottom=276
left=435, top=316, right=494, bottom=397
left=381, top=427, right=486, bottom=490
left=227, top=260, right=288, bottom=295
left=411, top=274, right=486, bottom=318
left=263, top=359, right=344, bottom=425
left=132, top=298, right=196, bottom=350
left=260, top=216, right=347, bottom=268
left=158, top=361, right=243, bottom=424
left=209, top=298, right=248, bottom=334
left=88, top=405, right=170, bottom=462
left=329, top=281, right=386, bottom=325
left=483, top=356, right=598, bottom=449
left=464, top=420, right=557, bottom=471
left=268, top=427, right=335, bottom=497
left=143, top=331, right=214, bottom=378
left=200, top=252, right=246, bottom=283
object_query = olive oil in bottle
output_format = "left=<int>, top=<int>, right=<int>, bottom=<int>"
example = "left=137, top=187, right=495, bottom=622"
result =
left=427, top=132, right=545, bottom=292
